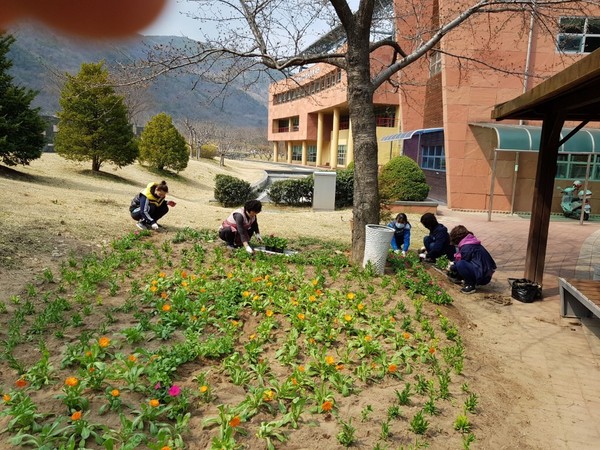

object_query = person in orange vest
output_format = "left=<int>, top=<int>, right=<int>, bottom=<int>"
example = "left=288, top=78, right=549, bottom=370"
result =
left=219, top=200, right=263, bottom=254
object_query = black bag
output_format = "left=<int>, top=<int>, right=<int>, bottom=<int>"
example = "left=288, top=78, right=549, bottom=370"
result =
left=508, top=278, right=542, bottom=303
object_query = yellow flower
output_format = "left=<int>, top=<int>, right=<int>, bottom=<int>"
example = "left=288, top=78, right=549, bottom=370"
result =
left=249, top=334, right=256, bottom=340
left=111, top=389, right=120, bottom=397
left=162, top=303, right=171, bottom=312
left=309, top=295, right=316, bottom=302
left=311, top=279, right=318, bottom=286
left=344, top=314, right=352, bottom=322
left=263, top=390, right=274, bottom=401
left=231, top=320, right=239, bottom=326
left=200, top=385, right=208, bottom=393
left=150, top=286, right=158, bottom=293
left=2, top=394, right=11, bottom=402
left=65, top=377, right=79, bottom=387
left=158, top=272, right=166, bottom=278
left=335, top=364, right=344, bottom=371
left=364, top=335, right=373, bottom=342
left=253, top=295, right=259, bottom=301
left=181, top=281, right=188, bottom=287
left=266, top=282, right=273, bottom=287
left=298, top=365, right=305, bottom=372
left=227, top=273, right=233, bottom=279
left=98, top=336, right=110, bottom=348
left=160, top=292, right=168, bottom=299
left=149, top=399, right=160, bottom=408
left=265, top=309, right=273, bottom=317
left=71, top=411, right=82, bottom=421
left=297, top=313, right=305, bottom=320
left=325, top=356, right=335, bottom=365
left=402, top=332, right=411, bottom=340
left=242, top=291, right=250, bottom=297
left=346, top=292, right=355, bottom=300
left=357, top=303, right=364, bottom=311
left=151, top=280, right=158, bottom=286
left=201, top=306, right=206, bottom=312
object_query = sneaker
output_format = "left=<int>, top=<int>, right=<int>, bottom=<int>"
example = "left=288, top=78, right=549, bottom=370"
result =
left=447, top=274, right=463, bottom=284
left=461, top=285, right=476, bottom=294
left=136, top=221, right=148, bottom=230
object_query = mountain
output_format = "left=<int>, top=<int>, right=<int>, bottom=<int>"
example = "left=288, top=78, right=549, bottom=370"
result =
left=6, top=23, right=270, bottom=128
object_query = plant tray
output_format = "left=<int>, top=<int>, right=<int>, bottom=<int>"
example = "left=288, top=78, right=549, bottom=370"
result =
left=255, top=246, right=297, bottom=256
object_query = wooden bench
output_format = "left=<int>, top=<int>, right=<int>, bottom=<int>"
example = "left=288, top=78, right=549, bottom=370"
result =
left=559, top=277, right=600, bottom=319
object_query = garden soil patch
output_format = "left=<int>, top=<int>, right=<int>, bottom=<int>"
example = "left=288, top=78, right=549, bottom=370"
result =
left=0, top=154, right=572, bottom=449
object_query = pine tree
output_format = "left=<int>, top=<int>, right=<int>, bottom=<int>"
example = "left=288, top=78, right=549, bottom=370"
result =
left=55, top=62, right=137, bottom=171
left=0, top=34, right=46, bottom=166
left=138, top=112, right=189, bottom=172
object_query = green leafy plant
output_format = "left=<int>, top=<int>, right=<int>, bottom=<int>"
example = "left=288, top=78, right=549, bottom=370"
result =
left=262, top=234, right=289, bottom=251
left=336, top=418, right=356, bottom=447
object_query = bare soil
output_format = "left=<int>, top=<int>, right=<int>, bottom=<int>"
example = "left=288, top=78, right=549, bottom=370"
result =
left=0, top=154, right=561, bottom=449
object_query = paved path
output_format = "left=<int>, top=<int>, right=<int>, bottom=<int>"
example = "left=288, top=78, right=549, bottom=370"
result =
left=436, top=207, right=600, bottom=449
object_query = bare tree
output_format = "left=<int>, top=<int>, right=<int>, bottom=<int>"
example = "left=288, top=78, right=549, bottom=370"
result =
left=139, top=0, right=593, bottom=263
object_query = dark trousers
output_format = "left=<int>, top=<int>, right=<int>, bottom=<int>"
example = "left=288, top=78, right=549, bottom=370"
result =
left=219, top=227, right=254, bottom=247
left=455, top=260, right=491, bottom=286
left=130, top=202, right=168, bottom=224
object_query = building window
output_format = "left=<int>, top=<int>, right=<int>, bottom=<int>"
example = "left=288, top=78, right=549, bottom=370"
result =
left=292, top=145, right=302, bottom=161
left=337, top=145, right=347, bottom=166
left=277, top=119, right=289, bottom=133
left=557, top=17, right=600, bottom=53
left=291, top=116, right=299, bottom=131
left=556, top=154, right=600, bottom=180
left=307, top=145, right=317, bottom=163
left=421, top=145, right=446, bottom=171
left=429, top=50, right=441, bottom=76
left=374, top=107, right=396, bottom=128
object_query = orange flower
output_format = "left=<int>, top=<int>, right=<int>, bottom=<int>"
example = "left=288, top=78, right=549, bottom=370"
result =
left=15, top=379, right=27, bottom=388
left=229, top=416, right=241, bottom=427
left=162, top=303, right=171, bottom=312
left=402, top=332, right=411, bottom=340
left=291, top=377, right=297, bottom=385
left=85, top=351, right=92, bottom=357
left=388, top=364, right=398, bottom=373
left=321, top=401, right=333, bottom=412
left=161, top=446, right=172, bottom=450
left=231, top=320, right=239, bottom=326
left=297, top=313, right=305, bottom=320
left=160, top=292, right=168, bottom=299
left=227, top=273, right=233, bottom=279
left=149, top=399, right=160, bottom=408
left=71, top=411, right=82, bottom=421
left=150, top=285, right=158, bottom=293
left=151, top=280, right=158, bottom=286
left=265, top=309, right=273, bottom=317
left=429, top=347, right=436, bottom=354
left=315, top=289, right=322, bottom=296
left=298, top=365, right=305, bottom=372
left=308, top=338, right=316, bottom=344
left=389, top=316, right=396, bottom=323
left=98, top=336, right=110, bottom=348
left=200, top=385, right=208, bottom=393
left=346, top=292, right=355, bottom=300
left=325, top=356, right=335, bottom=365
left=357, top=303, right=364, bottom=311
left=111, top=389, right=120, bottom=397
left=158, top=272, right=166, bottom=278
left=364, top=335, right=373, bottom=342
left=335, top=364, right=344, bottom=371
left=181, top=271, right=188, bottom=278
left=128, top=354, right=137, bottom=363
left=2, top=394, right=11, bottom=402
left=65, top=377, right=79, bottom=387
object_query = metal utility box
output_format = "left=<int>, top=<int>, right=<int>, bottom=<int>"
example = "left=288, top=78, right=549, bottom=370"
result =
left=312, top=171, right=336, bottom=211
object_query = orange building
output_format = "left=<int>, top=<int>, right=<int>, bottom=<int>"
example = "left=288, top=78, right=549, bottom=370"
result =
left=267, top=3, right=600, bottom=213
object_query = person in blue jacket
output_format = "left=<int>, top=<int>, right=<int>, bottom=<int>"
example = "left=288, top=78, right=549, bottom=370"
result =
left=387, top=213, right=411, bottom=256
left=419, top=212, right=455, bottom=263
left=449, top=225, right=497, bottom=294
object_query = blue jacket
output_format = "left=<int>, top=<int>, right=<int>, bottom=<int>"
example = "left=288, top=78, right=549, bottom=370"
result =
left=387, top=221, right=411, bottom=252
left=424, top=223, right=455, bottom=260
left=455, top=234, right=496, bottom=282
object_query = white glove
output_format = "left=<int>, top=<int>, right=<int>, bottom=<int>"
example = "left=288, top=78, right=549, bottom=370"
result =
left=447, top=262, right=455, bottom=270
left=418, top=253, right=426, bottom=259
left=255, top=233, right=263, bottom=243
left=151, top=223, right=159, bottom=230
left=245, top=245, right=254, bottom=255
left=401, top=251, right=406, bottom=257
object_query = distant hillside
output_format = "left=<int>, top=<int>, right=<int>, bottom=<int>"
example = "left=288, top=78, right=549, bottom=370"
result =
left=6, top=23, right=270, bottom=128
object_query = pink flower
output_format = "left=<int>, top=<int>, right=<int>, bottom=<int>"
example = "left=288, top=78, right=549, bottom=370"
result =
left=168, top=385, right=181, bottom=397
left=154, top=382, right=161, bottom=390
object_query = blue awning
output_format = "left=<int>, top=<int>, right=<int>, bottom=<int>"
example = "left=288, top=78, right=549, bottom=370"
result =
left=381, top=127, right=443, bottom=142
left=470, top=123, right=600, bottom=153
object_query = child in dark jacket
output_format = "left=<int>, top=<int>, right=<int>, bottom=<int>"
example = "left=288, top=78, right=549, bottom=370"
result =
left=419, top=213, right=455, bottom=262
left=449, top=225, right=497, bottom=294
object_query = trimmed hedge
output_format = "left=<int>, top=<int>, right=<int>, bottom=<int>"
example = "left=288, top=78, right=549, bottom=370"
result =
left=214, top=174, right=257, bottom=207
left=268, top=176, right=314, bottom=206
left=379, top=156, right=429, bottom=201
left=335, top=166, right=354, bottom=208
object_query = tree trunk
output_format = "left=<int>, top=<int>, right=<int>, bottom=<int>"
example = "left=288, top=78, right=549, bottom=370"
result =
left=92, top=157, right=101, bottom=172
left=346, top=31, right=380, bottom=264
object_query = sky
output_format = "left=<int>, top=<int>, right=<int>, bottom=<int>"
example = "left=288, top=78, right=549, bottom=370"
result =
left=141, top=0, right=205, bottom=41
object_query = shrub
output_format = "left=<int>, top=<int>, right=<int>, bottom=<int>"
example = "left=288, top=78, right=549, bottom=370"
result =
left=268, top=176, right=313, bottom=206
left=379, top=156, right=429, bottom=201
left=214, top=174, right=257, bottom=207
left=335, top=166, right=354, bottom=208
left=201, top=144, right=218, bottom=160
